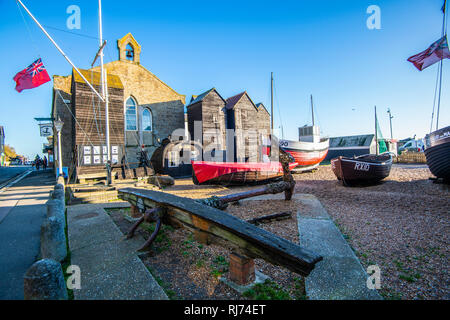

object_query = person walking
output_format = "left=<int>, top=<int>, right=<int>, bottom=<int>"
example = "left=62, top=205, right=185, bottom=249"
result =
left=34, top=155, right=40, bottom=171
left=43, top=156, right=48, bottom=170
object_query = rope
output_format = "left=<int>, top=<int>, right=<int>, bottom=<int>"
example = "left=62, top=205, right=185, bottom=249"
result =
left=56, top=90, right=96, bottom=148
left=16, top=1, right=40, bottom=57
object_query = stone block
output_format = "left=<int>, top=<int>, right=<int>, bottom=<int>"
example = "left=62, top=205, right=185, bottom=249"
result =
left=40, top=216, right=67, bottom=262
left=23, top=259, right=68, bottom=300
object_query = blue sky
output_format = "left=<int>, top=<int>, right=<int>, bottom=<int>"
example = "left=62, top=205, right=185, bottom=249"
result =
left=0, top=0, right=449, bottom=158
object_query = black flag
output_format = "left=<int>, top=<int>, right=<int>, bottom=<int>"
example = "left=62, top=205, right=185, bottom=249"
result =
left=443, top=0, right=447, bottom=13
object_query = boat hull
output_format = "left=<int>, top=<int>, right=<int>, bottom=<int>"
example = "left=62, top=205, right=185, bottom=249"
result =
left=331, top=154, right=393, bottom=186
left=424, top=126, right=450, bottom=181
left=280, top=139, right=329, bottom=171
left=192, top=161, right=297, bottom=185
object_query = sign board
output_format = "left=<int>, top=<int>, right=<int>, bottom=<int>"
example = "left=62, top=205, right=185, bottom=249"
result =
left=39, top=123, right=53, bottom=137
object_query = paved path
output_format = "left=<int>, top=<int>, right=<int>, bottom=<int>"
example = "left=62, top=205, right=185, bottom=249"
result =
left=67, top=202, right=168, bottom=300
left=244, top=192, right=382, bottom=300
left=0, top=170, right=55, bottom=299
left=0, top=166, right=30, bottom=186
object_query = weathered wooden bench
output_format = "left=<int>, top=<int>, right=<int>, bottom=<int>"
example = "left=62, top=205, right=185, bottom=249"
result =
left=118, top=187, right=322, bottom=277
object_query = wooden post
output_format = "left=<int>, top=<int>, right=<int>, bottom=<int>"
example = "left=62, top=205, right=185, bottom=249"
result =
left=229, top=252, right=255, bottom=286
left=130, top=205, right=142, bottom=218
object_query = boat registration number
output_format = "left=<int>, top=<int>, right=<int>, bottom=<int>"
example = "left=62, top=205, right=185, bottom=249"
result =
left=354, top=162, right=370, bottom=171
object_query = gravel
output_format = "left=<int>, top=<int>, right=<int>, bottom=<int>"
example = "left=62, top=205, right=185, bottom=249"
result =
left=293, top=164, right=449, bottom=300
left=109, top=164, right=449, bottom=300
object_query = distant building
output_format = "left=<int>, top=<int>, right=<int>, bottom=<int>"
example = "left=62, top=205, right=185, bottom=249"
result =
left=325, top=134, right=398, bottom=161
left=186, top=88, right=271, bottom=162
left=186, top=88, right=227, bottom=161
left=325, top=134, right=376, bottom=161
left=0, top=126, right=5, bottom=166
left=51, top=33, right=186, bottom=180
left=225, top=92, right=270, bottom=162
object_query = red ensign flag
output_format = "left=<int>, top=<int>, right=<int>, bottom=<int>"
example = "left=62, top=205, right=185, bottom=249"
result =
left=13, top=58, right=51, bottom=92
left=408, top=36, right=450, bottom=71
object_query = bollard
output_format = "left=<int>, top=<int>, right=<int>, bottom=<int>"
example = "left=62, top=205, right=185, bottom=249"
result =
left=40, top=216, right=67, bottom=262
left=52, top=187, right=65, bottom=213
left=57, top=176, right=65, bottom=187
left=24, top=259, right=68, bottom=300
left=46, top=199, right=65, bottom=228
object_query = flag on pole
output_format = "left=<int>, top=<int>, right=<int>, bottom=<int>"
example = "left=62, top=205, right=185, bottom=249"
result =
left=407, top=36, right=450, bottom=71
left=443, top=0, right=447, bottom=13
left=13, top=58, right=51, bottom=92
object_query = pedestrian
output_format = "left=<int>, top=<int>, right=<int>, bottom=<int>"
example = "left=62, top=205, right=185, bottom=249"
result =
left=43, top=156, right=48, bottom=170
left=35, top=155, right=41, bottom=171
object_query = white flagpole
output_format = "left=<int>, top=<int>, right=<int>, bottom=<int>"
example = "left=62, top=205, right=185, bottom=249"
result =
left=16, top=0, right=105, bottom=102
left=98, top=0, right=111, bottom=163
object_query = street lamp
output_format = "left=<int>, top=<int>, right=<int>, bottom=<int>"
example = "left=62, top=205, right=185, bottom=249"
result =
left=54, top=117, right=64, bottom=177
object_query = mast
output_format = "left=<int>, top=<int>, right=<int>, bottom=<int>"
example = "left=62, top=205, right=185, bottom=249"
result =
left=375, top=106, right=379, bottom=155
left=436, top=0, right=447, bottom=130
left=271, top=72, right=274, bottom=132
left=98, top=0, right=111, bottom=164
left=310, top=95, right=315, bottom=126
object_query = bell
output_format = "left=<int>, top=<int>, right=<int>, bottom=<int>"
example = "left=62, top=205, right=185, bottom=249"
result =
left=126, top=50, right=133, bottom=58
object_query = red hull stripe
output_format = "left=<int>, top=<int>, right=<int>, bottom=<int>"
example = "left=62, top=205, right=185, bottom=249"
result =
left=283, top=149, right=328, bottom=166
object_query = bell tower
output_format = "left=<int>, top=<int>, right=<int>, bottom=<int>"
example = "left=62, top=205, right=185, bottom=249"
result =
left=117, top=33, right=141, bottom=64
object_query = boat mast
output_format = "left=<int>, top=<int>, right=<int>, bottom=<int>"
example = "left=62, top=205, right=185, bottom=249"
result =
left=375, top=106, right=379, bottom=155
left=436, top=0, right=447, bottom=131
left=98, top=0, right=111, bottom=164
left=271, top=72, right=274, bottom=132
left=310, top=95, right=315, bottom=126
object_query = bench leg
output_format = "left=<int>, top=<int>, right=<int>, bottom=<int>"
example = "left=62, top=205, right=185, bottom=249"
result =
left=229, top=251, right=255, bottom=286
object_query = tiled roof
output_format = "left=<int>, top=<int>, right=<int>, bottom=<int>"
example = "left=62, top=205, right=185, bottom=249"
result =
left=225, top=91, right=246, bottom=110
left=72, top=68, right=124, bottom=89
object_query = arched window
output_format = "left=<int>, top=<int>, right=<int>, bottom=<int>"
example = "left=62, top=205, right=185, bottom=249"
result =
left=126, top=44, right=134, bottom=61
left=125, top=97, right=137, bottom=131
left=142, top=108, right=152, bottom=131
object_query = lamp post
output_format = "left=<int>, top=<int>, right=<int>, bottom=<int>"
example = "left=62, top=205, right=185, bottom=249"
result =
left=387, top=108, right=393, bottom=140
left=54, top=118, right=64, bottom=177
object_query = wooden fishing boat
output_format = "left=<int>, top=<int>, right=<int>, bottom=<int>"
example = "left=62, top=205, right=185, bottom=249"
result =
left=279, top=95, right=329, bottom=172
left=424, top=125, right=450, bottom=182
left=331, top=153, right=393, bottom=186
left=280, top=138, right=329, bottom=172
left=331, top=106, right=393, bottom=186
left=192, top=161, right=298, bottom=185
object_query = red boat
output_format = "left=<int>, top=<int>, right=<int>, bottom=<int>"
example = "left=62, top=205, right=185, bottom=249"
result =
left=279, top=96, right=329, bottom=172
left=279, top=138, right=329, bottom=172
left=192, top=161, right=298, bottom=185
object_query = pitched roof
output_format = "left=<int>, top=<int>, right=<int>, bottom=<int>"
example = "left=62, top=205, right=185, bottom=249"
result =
left=256, top=102, right=269, bottom=114
left=186, top=88, right=224, bottom=107
left=72, top=68, right=124, bottom=89
left=225, top=91, right=246, bottom=110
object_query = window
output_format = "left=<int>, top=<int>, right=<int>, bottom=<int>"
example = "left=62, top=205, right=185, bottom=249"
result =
left=125, top=97, right=137, bottom=131
left=126, top=44, right=134, bottom=61
left=142, top=108, right=152, bottom=131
